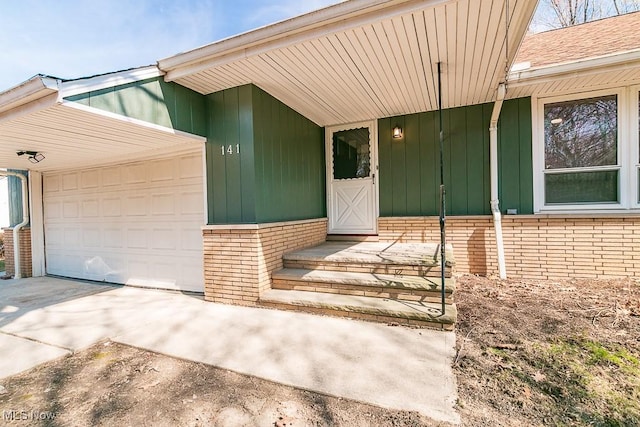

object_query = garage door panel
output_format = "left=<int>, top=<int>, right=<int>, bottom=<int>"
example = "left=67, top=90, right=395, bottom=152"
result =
left=43, top=150, right=205, bottom=292
left=44, top=202, right=62, bottom=220
left=43, top=175, right=61, bottom=193
left=80, top=170, right=99, bottom=188
left=102, top=168, right=121, bottom=186
left=124, top=163, right=147, bottom=184
left=102, top=197, right=122, bottom=217
left=150, top=159, right=175, bottom=182
left=62, top=173, right=79, bottom=191
left=103, top=228, right=123, bottom=248
left=63, top=201, right=79, bottom=218
left=126, top=228, right=148, bottom=249
left=152, top=228, right=177, bottom=250
left=151, top=193, right=175, bottom=215
left=180, top=154, right=203, bottom=178
left=181, top=228, right=203, bottom=251
left=82, top=199, right=99, bottom=217
left=82, top=228, right=101, bottom=248
left=125, top=195, right=148, bottom=216
left=64, top=228, right=81, bottom=246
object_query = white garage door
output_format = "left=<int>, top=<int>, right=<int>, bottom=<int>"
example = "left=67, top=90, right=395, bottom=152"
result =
left=43, top=150, right=205, bottom=293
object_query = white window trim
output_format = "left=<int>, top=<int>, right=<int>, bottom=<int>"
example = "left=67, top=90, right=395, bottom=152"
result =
left=632, top=84, right=640, bottom=209
left=532, top=87, right=640, bottom=213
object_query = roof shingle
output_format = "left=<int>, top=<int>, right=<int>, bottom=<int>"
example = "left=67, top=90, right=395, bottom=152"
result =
left=515, top=11, right=640, bottom=68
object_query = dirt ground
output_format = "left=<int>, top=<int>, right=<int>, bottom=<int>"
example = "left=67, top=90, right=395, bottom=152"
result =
left=454, top=275, right=640, bottom=426
left=0, top=275, right=638, bottom=426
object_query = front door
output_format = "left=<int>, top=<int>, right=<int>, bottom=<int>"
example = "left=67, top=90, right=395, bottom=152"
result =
left=326, top=121, right=378, bottom=234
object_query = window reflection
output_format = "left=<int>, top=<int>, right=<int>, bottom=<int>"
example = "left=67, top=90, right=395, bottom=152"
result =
left=544, top=95, right=617, bottom=169
left=332, top=127, right=370, bottom=180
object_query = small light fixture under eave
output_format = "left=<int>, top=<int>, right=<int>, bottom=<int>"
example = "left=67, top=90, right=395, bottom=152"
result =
left=17, top=150, right=45, bottom=164
left=392, top=125, right=403, bottom=139
left=550, top=118, right=563, bottom=125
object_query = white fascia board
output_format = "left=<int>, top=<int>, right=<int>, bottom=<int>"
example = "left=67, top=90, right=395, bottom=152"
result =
left=60, top=100, right=206, bottom=142
left=508, top=49, right=640, bottom=88
left=159, top=0, right=451, bottom=82
left=0, top=76, right=60, bottom=114
left=60, top=66, right=163, bottom=98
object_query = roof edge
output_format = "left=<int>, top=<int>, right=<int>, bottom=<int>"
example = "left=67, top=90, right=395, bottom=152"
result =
left=0, top=76, right=60, bottom=115
left=159, top=0, right=450, bottom=82
left=508, top=48, right=640, bottom=87
left=60, top=66, right=163, bottom=98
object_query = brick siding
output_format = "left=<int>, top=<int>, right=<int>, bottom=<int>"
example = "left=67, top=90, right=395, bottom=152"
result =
left=2, top=227, right=32, bottom=278
left=202, top=218, right=328, bottom=305
left=379, top=216, right=640, bottom=280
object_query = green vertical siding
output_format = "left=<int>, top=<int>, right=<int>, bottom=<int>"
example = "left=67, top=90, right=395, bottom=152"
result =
left=251, top=86, right=325, bottom=223
left=205, top=85, right=325, bottom=224
left=379, top=98, right=532, bottom=216
left=499, top=97, right=534, bottom=214
left=65, top=77, right=207, bottom=136
left=206, top=86, right=256, bottom=224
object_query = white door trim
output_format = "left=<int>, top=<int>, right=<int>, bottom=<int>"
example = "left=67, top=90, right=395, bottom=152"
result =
left=326, top=120, right=379, bottom=234
left=29, top=170, right=46, bottom=277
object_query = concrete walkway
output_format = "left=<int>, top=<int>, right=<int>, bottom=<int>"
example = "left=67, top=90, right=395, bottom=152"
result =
left=0, top=277, right=459, bottom=424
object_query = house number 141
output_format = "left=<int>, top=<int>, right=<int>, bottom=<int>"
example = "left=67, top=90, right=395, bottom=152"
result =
left=221, top=144, right=240, bottom=155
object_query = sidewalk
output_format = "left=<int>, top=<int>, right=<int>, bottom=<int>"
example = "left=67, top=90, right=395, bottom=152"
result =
left=0, top=277, right=459, bottom=424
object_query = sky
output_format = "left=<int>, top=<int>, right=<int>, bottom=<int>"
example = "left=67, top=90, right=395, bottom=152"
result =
left=0, top=0, right=342, bottom=91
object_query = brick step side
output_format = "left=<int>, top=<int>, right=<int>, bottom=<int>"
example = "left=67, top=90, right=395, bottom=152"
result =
left=259, top=289, right=456, bottom=330
left=271, top=268, right=454, bottom=304
left=282, top=259, right=452, bottom=278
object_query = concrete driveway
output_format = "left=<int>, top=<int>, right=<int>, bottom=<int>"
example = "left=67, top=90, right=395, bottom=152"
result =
left=0, top=277, right=460, bottom=424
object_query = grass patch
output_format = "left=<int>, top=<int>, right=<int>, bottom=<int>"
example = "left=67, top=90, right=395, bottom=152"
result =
left=0, top=259, right=4, bottom=272
left=584, top=341, right=640, bottom=373
left=530, top=337, right=640, bottom=425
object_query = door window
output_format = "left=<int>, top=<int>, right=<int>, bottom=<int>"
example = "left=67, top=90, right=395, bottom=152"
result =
left=332, top=127, right=370, bottom=179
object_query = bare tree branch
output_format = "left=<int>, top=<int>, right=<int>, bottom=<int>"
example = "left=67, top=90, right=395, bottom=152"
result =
left=531, top=0, right=640, bottom=31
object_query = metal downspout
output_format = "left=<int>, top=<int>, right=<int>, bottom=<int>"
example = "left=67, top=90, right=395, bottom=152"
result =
left=1, top=171, right=29, bottom=279
left=490, top=84, right=507, bottom=279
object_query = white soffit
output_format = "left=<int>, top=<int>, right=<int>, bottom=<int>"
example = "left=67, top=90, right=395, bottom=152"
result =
left=0, top=100, right=204, bottom=172
left=160, top=0, right=538, bottom=126
left=507, top=49, right=640, bottom=98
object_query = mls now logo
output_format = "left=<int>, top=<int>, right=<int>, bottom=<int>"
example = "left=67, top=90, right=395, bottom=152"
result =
left=3, top=410, right=58, bottom=421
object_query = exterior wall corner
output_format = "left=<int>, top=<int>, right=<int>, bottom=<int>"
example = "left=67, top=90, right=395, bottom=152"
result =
left=202, top=218, right=327, bottom=305
left=2, top=227, right=32, bottom=278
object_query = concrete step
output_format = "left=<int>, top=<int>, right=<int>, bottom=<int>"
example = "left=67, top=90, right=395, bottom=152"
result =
left=283, top=242, right=454, bottom=278
left=271, top=268, right=454, bottom=304
left=326, top=234, right=380, bottom=242
left=259, top=289, right=456, bottom=330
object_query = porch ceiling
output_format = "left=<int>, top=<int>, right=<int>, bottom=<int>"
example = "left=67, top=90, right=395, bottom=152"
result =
left=159, top=0, right=538, bottom=127
left=0, top=97, right=204, bottom=173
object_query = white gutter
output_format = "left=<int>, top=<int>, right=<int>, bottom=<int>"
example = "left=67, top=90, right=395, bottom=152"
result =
left=159, top=0, right=451, bottom=81
left=0, top=75, right=59, bottom=114
left=59, top=66, right=163, bottom=98
left=0, top=171, right=29, bottom=279
left=490, top=83, right=507, bottom=279
left=508, top=49, right=640, bottom=88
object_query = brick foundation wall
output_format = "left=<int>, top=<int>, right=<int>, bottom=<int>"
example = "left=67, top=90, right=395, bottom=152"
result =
left=2, top=227, right=32, bottom=278
left=202, top=218, right=328, bottom=305
left=379, top=216, right=640, bottom=280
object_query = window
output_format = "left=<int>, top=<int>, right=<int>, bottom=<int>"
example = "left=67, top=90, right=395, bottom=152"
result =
left=534, top=88, right=640, bottom=212
left=638, top=91, right=640, bottom=204
left=332, top=127, right=371, bottom=180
